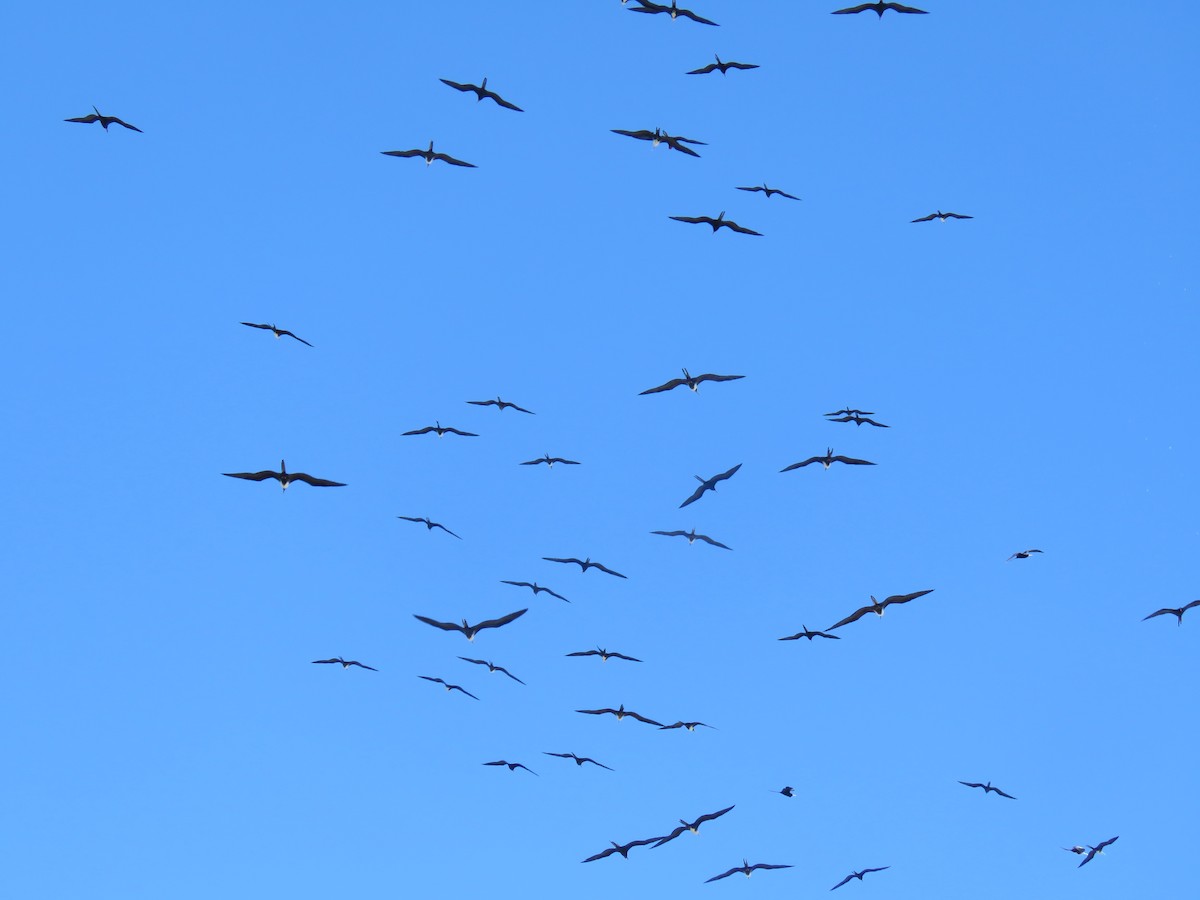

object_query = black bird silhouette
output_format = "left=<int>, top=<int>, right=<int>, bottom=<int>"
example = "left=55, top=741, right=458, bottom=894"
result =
left=831, top=867, right=891, bottom=890
left=629, top=0, right=719, bottom=25
left=543, top=557, right=627, bottom=578
left=779, top=626, right=841, bottom=641
left=829, top=590, right=935, bottom=630
left=781, top=448, right=875, bottom=472
left=439, top=77, right=523, bottom=111
left=611, top=127, right=706, bottom=157
left=912, top=210, right=972, bottom=222
left=639, top=368, right=744, bottom=395
left=670, top=211, right=761, bottom=236
left=706, top=860, right=792, bottom=883
left=651, top=528, right=731, bottom=550
left=311, top=657, right=377, bottom=671
left=827, top=414, right=889, bottom=428
left=1007, top=549, right=1044, bottom=561
left=381, top=141, right=476, bottom=167
left=397, top=516, right=461, bottom=539
left=832, top=2, right=928, bottom=16
left=223, top=460, right=345, bottom=490
left=64, top=106, right=143, bottom=132
left=403, top=421, right=478, bottom=437
left=1143, top=599, right=1200, bottom=625
left=576, top=704, right=662, bottom=726
left=679, top=464, right=742, bottom=509
left=412, top=608, right=528, bottom=642
left=658, top=721, right=715, bottom=731
left=775, top=786, right=795, bottom=797
left=483, top=760, right=537, bottom=775
left=959, top=781, right=1016, bottom=799
left=581, top=837, right=661, bottom=863
left=1064, top=845, right=1089, bottom=856
left=520, top=454, right=580, bottom=467
left=418, top=675, right=479, bottom=700
left=459, top=657, right=525, bottom=684
left=566, top=648, right=642, bottom=663
left=467, top=396, right=534, bottom=414
left=1078, top=836, right=1119, bottom=867
left=543, top=752, right=614, bottom=771
left=240, top=322, right=313, bottom=346
left=500, top=580, right=570, bottom=602
left=653, top=805, right=734, bottom=847
left=687, top=54, right=758, bottom=76
left=824, top=407, right=875, bottom=417
left=737, top=183, right=800, bottom=201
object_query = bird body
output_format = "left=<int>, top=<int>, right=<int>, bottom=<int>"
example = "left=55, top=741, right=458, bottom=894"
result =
left=611, top=127, right=706, bottom=157
left=311, top=657, right=377, bottom=671
left=223, top=459, right=345, bottom=490
left=240, top=322, right=313, bottom=346
left=651, top=528, right=731, bottom=550
left=781, top=448, right=875, bottom=472
left=520, top=454, right=580, bottom=467
left=737, top=183, right=800, bottom=201
left=575, top=704, right=662, bottom=726
left=1143, top=598, right=1200, bottom=625
left=64, top=106, right=142, bottom=132
left=403, top=421, right=478, bottom=438
left=412, top=608, right=528, bottom=642
left=679, top=464, right=742, bottom=508
left=912, top=210, right=972, bottom=222
left=1007, top=549, right=1044, bottom=561
left=543, top=556, right=627, bottom=578
left=670, top=211, right=761, bottom=236
left=439, top=77, right=523, bottom=111
left=381, top=141, right=476, bottom=167
left=628, top=0, right=718, bottom=25
left=828, top=590, right=934, bottom=630
left=688, top=55, right=758, bottom=76
left=566, top=648, right=642, bottom=663
left=705, top=860, right=792, bottom=883
left=776, top=786, right=795, bottom=797
left=639, top=368, right=744, bottom=395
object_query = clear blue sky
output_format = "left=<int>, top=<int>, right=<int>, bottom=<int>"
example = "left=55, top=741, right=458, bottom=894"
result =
left=3, top=2, right=1197, bottom=897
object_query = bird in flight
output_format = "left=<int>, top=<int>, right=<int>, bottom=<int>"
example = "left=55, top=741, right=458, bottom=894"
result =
left=781, top=448, right=875, bottom=472
left=705, top=860, right=792, bottom=883
left=829, top=590, right=935, bottom=630
left=959, top=780, right=1016, bottom=799
left=611, top=127, right=706, bottom=157
left=402, top=421, right=478, bottom=438
left=640, top=368, right=744, bottom=395
left=653, top=805, right=734, bottom=847
left=827, top=414, right=889, bottom=428
left=824, top=407, right=875, bottom=417
left=467, top=396, right=534, bottom=414
left=458, top=657, right=525, bottom=684
left=1143, top=599, right=1200, bottom=625
left=397, top=516, right=461, bottom=539
left=831, top=867, right=891, bottom=890
left=1077, top=836, right=1119, bottom=867
left=581, top=837, right=661, bottom=863
left=912, top=210, right=972, bottom=222
left=779, top=626, right=841, bottom=641
left=240, top=322, right=313, bottom=346
left=658, top=721, right=715, bottom=731
left=687, top=55, right=758, bottom=76
left=520, top=454, right=580, bottom=468
left=651, top=528, right=731, bottom=550
left=670, top=211, right=762, bottom=236
left=737, top=183, right=800, bottom=201
left=381, top=141, right=476, bottom=167
left=543, top=557, right=627, bottom=578
left=412, top=608, right=528, bottom=642
left=500, top=580, right=569, bottom=602
left=679, top=464, right=742, bottom=509
left=223, top=460, right=345, bottom=490
left=832, top=2, right=928, bottom=16
left=483, top=760, right=537, bottom=775
left=439, top=77, right=523, bottom=111
left=775, top=786, right=795, bottom=797
left=576, top=704, right=662, bottom=726
left=566, top=648, right=642, bottom=663
left=1007, top=549, right=1044, bottom=561
left=543, top=752, right=614, bottom=771
left=418, top=676, right=479, bottom=700
left=629, top=0, right=719, bottom=25
left=64, top=106, right=143, bottom=132
left=311, top=657, right=377, bottom=671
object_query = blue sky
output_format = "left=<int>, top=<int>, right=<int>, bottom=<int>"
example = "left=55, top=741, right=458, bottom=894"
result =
left=3, top=2, right=1197, bottom=897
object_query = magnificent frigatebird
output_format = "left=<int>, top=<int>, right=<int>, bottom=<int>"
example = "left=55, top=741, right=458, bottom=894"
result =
left=566, top=648, right=642, bottom=663
left=543, top=752, right=614, bottom=771
left=543, top=557, right=627, bottom=578
left=832, top=2, right=928, bottom=16
left=827, top=414, right=889, bottom=428
left=737, top=183, right=800, bottom=201
left=611, top=127, right=706, bottom=157
left=679, top=464, right=742, bottom=508
left=1143, top=598, right=1200, bottom=625
left=439, top=77, right=523, bottom=111
left=705, top=860, right=792, bottom=883
left=223, top=460, right=345, bottom=489
left=581, top=837, right=661, bottom=863
left=653, top=805, right=734, bottom=847
left=831, top=867, right=891, bottom=890
left=639, top=368, right=744, bottom=395
left=1077, top=836, right=1119, bottom=867
left=670, top=211, right=762, bottom=236
left=520, top=454, right=580, bottom=467
left=629, top=0, right=719, bottom=25
left=459, top=657, right=525, bottom=684
left=311, top=657, right=377, bottom=671
left=397, top=516, right=461, bottom=539
left=781, top=448, right=875, bottom=472
left=687, top=55, right=758, bottom=75
left=418, top=675, right=479, bottom=700
left=381, top=141, right=476, bottom=167
left=828, top=590, right=935, bottom=630
left=959, top=781, right=1016, bottom=799
left=651, top=528, right=731, bottom=550
left=240, top=322, right=313, bottom=346
left=64, top=106, right=143, bottom=132
left=483, top=760, right=537, bottom=775
left=576, top=704, right=662, bottom=726
left=1007, top=549, right=1044, bottom=561
left=467, top=396, right=534, bottom=413
left=402, top=421, right=478, bottom=437
left=912, top=210, right=972, bottom=222
left=412, top=608, right=527, bottom=641
left=658, top=721, right=715, bottom=731
left=500, top=580, right=569, bottom=602
left=824, top=407, right=875, bottom=417
left=778, top=626, right=840, bottom=641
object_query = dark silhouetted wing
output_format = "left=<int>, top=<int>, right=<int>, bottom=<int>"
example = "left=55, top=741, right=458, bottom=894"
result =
left=992, top=787, right=1017, bottom=799
left=485, top=90, right=524, bottom=112
left=607, top=652, right=641, bottom=662
left=712, top=464, right=743, bottom=483
left=694, top=373, right=744, bottom=385
left=769, top=188, right=801, bottom=200
left=691, top=805, right=735, bottom=827
left=737, top=185, right=766, bottom=194
left=381, top=149, right=424, bottom=159
left=705, top=867, right=742, bottom=883
left=670, top=215, right=714, bottom=226
left=104, top=116, right=142, bottom=132
left=290, top=472, right=346, bottom=487
left=686, top=63, right=720, bottom=75
left=430, top=522, right=462, bottom=539
left=611, top=128, right=657, bottom=142
left=473, top=608, right=529, bottom=632
left=240, top=322, right=272, bottom=331
left=566, top=650, right=602, bottom=658
left=402, top=426, right=435, bottom=435
left=311, top=658, right=341, bottom=665
left=65, top=113, right=101, bottom=124
left=431, top=152, right=476, bottom=168
left=543, top=556, right=586, bottom=567
left=223, top=470, right=279, bottom=482
left=625, top=710, right=663, bottom=726
left=724, top=61, right=758, bottom=70
left=413, top=614, right=466, bottom=634
left=880, top=589, right=934, bottom=609
left=678, top=7, right=719, bottom=25
left=828, top=604, right=876, bottom=630
left=439, top=78, right=474, bottom=93
left=749, top=863, right=792, bottom=873
left=679, top=483, right=710, bottom=508
left=443, top=427, right=479, bottom=436
left=549, top=457, right=579, bottom=465
left=824, top=408, right=875, bottom=416
left=578, top=756, right=614, bottom=771
left=275, top=329, right=313, bottom=347
left=662, top=137, right=701, bottom=157
left=959, top=781, right=985, bottom=790
left=575, top=707, right=619, bottom=716
left=450, top=684, right=479, bottom=699
left=640, top=377, right=689, bottom=395
left=654, top=825, right=688, bottom=846
left=651, top=530, right=688, bottom=538
left=780, top=457, right=823, bottom=472
left=723, top=219, right=762, bottom=236
left=911, top=212, right=939, bottom=222
left=591, top=562, right=628, bottom=579
left=943, top=212, right=972, bottom=218
left=831, top=455, right=876, bottom=466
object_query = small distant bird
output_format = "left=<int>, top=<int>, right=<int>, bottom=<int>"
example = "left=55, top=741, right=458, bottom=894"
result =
left=658, top=721, right=715, bottom=731
left=611, top=127, right=707, bottom=157
left=576, top=704, right=662, bottom=726
left=1007, top=549, right=1044, bottom=561
left=402, top=421, right=479, bottom=437
left=397, top=516, right=461, bottom=539
left=1064, top=846, right=1088, bottom=856
left=651, top=528, right=731, bottom=550
left=775, top=786, right=795, bottom=797
left=824, top=407, right=875, bottom=417
left=737, top=183, right=800, bottom=201
left=581, top=837, right=661, bottom=863
left=543, top=752, right=614, bottom=771
left=1077, top=836, right=1119, bottom=867
left=687, top=55, right=758, bottom=76
left=458, top=657, right=525, bottom=684
left=670, top=211, right=762, bottom=236
left=64, top=106, right=143, bottom=132
left=500, top=580, right=569, bottom=602
left=483, top=760, right=537, bottom=775
left=439, top=77, right=523, bottom=111
left=566, top=648, right=642, bottom=663
left=223, top=460, right=345, bottom=490
left=639, top=368, right=744, bottom=395
left=412, top=608, right=528, bottom=642
left=828, top=590, right=935, bottom=630
left=543, top=557, right=627, bottom=578
left=629, top=0, right=719, bottom=25
left=240, top=322, right=313, bottom=347
left=912, top=210, right=972, bottom=222
left=467, top=396, right=534, bottom=414
left=781, top=448, right=875, bottom=472
left=705, top=860, right=792, bottom=883
left=311, top=657, right=377, bottom=671
left=653, top=805, right=734, bottom=847
left=679, top=463, right=742, bottom=508
left=520, top=454, right=580, bottom=467
left=381, top=141, right=476, bottom=167
left=959, top=781, right=1016, bottom=799
left=418, top=675, right=479, bottom=700
left=827, top=414, right=889, bottom=428
left=831, top=867, right=891, bottom=890
left=778, top=626, right=840, bottom=641
left=832, top=2, right=928, bottom=16
left=1143, top=598, right=1200, bottom=625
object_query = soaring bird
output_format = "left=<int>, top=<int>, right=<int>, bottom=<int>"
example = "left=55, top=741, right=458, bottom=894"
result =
left=611, top=127, right=706, bottom=157
left=831, top=867, right=891, bottom=890
left=311, top=657, right=377, bottom=671
left=500, top=580, right=569, bottom=602
left=412, top=608, right=528, bottom=642
left=687, top=55, right=758, bottom=76
left=778, top=626, right=840, bottom=641
left=223, top=460, right=345, bottom=490
left=653, top=805, right=734, bottom=847
left=240, top=322, right=313, bottom=346
left=483, top=760, right=537, bottom=775
left=639, top=368, right=744, bottom=395
left=658, top=721, right=715, bottom=731
left=670, top=211, right=761, bottom=236
left=651, top=528, right=731, bottom=550
left=679, top=464, right=742, bottom=509
left=381, top=141, right=476, bottom=167
left=542, top=557, right=627, bottom=578
left=912, top=210, right=972, bottom=222
left=64, top=106, right=143, bottom=132
left=832, top=2, right=928, bottom=16
left=543, top=752, right=614, bottom=771
left=1063, top=845, right=1088, bottom=856
left=1143, top=598, right=1200, bottom=625
left=576, top=704, right=662, bottom=726
left=458, top=657, right=525, bottom=684
left=705, top=860, right=792, bottom=883
left=402, top=421, right=478, bottom=437
left=397, top=516, right=461, bottom=539
left=737, top=183, right=800, bottom=201
left=439, top=77, right=523, bottom=111
left=418, top=675, right=479, bottom=700
left=581, top=837, right=661, bottom=863
left=467, top=396, right=534, bottom=414
left=520, top=454, right=580, bottom=467
left=1077, top=836, right=1119, bottom=867
left=566, top=648, right=642, bottom=663
left=629, top=0, right=719, bottom=25
left=827, top=414, right=889, bottom=428
left=775, top=786, right=795, bottom=797
left=781, top=448, right=875, bottom=472
left=824, top=407, right=875, bottom=417
left=1007, top=549, right=1044, bottom=561
left=828, top=590, right=935, bottom=630
left=959, top=781, right=1017, bottom=799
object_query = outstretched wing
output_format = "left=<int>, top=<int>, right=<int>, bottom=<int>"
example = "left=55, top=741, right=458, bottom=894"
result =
left=881, top=589, right=934, bottom=608
left=663, top=138, right=701, bottom=157
left=486, top=90, right=524, bottom=112
left=679, top=8, right=719, bottom=25
left=549, top=458, right=580, bottom=465
left=592, top=562, right=628, bottom=579
left=831, top=3, right=877, bottom=13
left=473, top=608, right=528, bottom=631
left=566, top=650, right=601, bottom=658
left=887, top=2, right=930, bottom=11
left=494, top=666, right=525, bottom=684
left=431, top=522, right=462, bottom=539
left=749, top=863, right=792, bottom=873
left=65, top=113, right=101, bottom=124
left=712, top=463, right=743, bottom=483
left=444, top=427, right=479, bottom=436
left=626, top=710, right=663, bottom=726
left=828, top=604, right=875, bottom=630
left=640, top=377, right=688, bottom=395
left=581, top=846, right=620, bottom=863
left=276, top=329, right=313, bottom=347
left=541, top=586, right=570, bottom=602
left=831, top=455, right=876, bottom=466
left=943, top=211, right=972, bottom=219
left=413, top=614, right=464, bottom=633
left=686, top=63, right=719, bottom=75
left=223, top=470, right=278, bottom=482
left=695, top=805, right=735, bottom=825
left=992, top=787, right=1017, bottom=799
left=678, top=483, right=710, bottom=508
left=108, top=117, right=143, bottom=132
left=290, top=472, right=347, bottom=487
left=240, top=321, right=272, bottom=331
left=830, top=873, right=857, bottom=890
left=911, top=212, right=939, bottom=222
left=450, top=684, right=479, bottom=700
left=959, top=781, right=984, bottom=789
left=439, top=78, right=474, bottom=93
left=726, top=62, right=759, bottom=70
left=403, top=426, right=435, bottom=435
left=723, top=220, right=763, bottom=236
left=431, top=152, right=477, bottom=168
left=693, top=373, right=744, bottom=385
left=780, top=457, right=822, bottom=472
left=608, top=652, right=642, bottom=662
left=543, top=556, right=584, bottom=567
left=653, top=825, right=687, bottom=847
left=381, top=149, right=424, bottom=159
left=705, top=867, right=741, bottom=883
left=611, top=128, right=656, bottom=141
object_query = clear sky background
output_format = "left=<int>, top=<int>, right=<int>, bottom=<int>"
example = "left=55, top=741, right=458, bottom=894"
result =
left=2, top=2, right=1197, bottom=897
